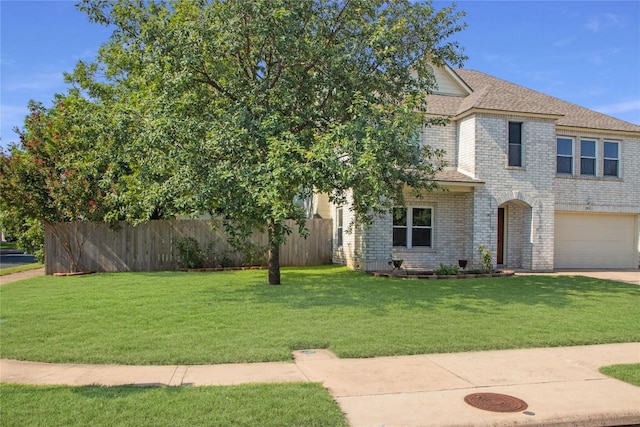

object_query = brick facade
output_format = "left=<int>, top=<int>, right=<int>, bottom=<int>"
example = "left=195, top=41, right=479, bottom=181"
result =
left=329, top=68, right=640, bottom=272
left=331, top=113, right=639, bottom=272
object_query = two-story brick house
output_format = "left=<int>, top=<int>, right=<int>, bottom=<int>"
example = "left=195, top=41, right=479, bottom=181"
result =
left=314, top=65, right=640, bottom=272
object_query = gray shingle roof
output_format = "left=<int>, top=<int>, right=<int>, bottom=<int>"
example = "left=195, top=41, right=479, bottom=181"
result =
left=427, top=69, right=640, bottom=134
left=435, top=170, right=484, bottom=184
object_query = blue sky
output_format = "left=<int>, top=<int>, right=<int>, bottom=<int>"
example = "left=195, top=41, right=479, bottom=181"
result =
left=1, top=1, right=639, bottom=150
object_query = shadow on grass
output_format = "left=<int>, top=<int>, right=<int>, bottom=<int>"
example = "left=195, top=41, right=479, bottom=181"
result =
left=72, top=385, right=167, bottom=399
left=219, top=267, right=640, bottom=314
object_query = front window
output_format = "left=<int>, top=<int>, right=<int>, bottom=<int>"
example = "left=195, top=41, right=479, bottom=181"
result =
left=604, top=141, right=619, bottom=177
left=508, top=122, right=522, bottom=167
left=580, top=139, right=596, bottom=176
left=393, top=207, right=433, bottom=248
left=557, top=137, right=573, bottom=174
left=392, top=208, right=408, bottom=247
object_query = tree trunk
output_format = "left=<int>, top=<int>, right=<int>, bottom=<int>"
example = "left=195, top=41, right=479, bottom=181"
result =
left=267, top=218, right=282, bottom=285
left=268, top=242, right=281, bottom=285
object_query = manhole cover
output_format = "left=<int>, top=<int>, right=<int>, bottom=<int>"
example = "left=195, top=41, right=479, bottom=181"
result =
left=464, top=393, right=528, bottom=413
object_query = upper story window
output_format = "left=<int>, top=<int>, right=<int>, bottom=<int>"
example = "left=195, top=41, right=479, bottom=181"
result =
left=393, top=207, right=433, bottom=248
left=604, top=141, right=619, bottom=177
left=557, top=137, right=574, bottom=174
left=580, top=139, right=596, bottom=176
left=508, top=122, right=522, bottom=167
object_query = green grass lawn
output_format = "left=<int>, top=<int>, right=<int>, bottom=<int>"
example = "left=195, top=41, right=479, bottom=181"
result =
left=0, top=383, right=348, bottom=427
left=600, top=364, right=640, bottom=387
left=1, top=266, right=638, bottom=364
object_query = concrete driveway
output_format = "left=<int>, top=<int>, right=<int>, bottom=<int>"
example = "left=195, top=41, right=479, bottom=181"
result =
left=521, top=270, right=639, bottom=285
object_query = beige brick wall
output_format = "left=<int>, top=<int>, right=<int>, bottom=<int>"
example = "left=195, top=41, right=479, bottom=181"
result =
left=359, top=189, right=475, bottom=271
left=465, top=114, right=556, bottom=271
left=553, top=132, right=640, bottom=215
left=333, top=113, right=639, bottom=272
left=425, top=122, right=457, bottom=167
left=332, top=190, right=363, bottom=269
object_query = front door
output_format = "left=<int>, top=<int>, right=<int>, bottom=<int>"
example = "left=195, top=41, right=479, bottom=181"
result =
left=497, top=207, right=505, bottom=265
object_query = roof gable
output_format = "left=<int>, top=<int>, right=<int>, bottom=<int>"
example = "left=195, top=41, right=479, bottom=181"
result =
left=426, top=68, right=640, bottom=134
left=430, top=64, right=472, bottom=96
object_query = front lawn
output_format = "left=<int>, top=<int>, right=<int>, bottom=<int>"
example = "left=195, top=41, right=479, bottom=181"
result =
left=600, top=364, right=640, bottom=387
left=1, top=266, right=638, bottom=364
left=0, top=383, right=347, bottom=427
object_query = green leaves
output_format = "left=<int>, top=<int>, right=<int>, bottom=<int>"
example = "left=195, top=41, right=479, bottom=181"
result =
left=63, top=0, right=467, bottom=281
left=1, top=95, right=108, bottom=225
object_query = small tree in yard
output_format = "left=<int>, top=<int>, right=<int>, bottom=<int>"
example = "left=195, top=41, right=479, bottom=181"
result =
left=72, top=0, right=467, bottom=284
left=0, top=95, right=110, bottom=272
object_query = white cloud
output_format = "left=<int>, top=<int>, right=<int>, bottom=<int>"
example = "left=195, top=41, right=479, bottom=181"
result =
left=604, top=13, right=622, bottom=28
left=3, top=71, right=65, bottom=93
left=585, top=18, right=600, bottom=32
left=1, top=105, right=29, bottom=126
left=553, top=37, right=575, bottom=47
left=72, top=47, right=100, bottom=62
left=0, top=57, right=16, bottom=67
left=585, top=13, right=624, bottom=33
left=0, top=104, right=30, bottom=147
left=588, top=47, right=623, bottom=65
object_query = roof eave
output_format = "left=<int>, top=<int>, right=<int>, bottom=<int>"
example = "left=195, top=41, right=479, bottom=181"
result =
left=435, top=179, right=484, bottom=188
left=556, top=125, right=640, bottom=138
left=454, top=107, right=564, bottom=121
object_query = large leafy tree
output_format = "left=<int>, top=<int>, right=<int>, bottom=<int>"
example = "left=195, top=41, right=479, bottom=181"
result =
left=0, top=94, right=111, bottom=271
left=71, top=0, right=466, bottom=284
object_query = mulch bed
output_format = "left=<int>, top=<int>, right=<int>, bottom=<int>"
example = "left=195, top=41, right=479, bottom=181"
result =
left=369, top=270, right=515, bottom=280
left=53, top=271, right=96, bottom=277
left=179, top=266, right=266, bottom=272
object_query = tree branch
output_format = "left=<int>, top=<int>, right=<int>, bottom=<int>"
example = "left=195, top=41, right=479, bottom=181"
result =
left=189, top=64, right=238, bottom=102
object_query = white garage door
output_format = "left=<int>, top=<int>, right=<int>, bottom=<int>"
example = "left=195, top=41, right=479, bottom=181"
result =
left=555, top=213, right=637, bottom=269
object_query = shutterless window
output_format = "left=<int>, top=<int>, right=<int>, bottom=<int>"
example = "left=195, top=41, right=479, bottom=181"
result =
left=336, top=208, right=344, bottom=247
left=392, top=208, right=408, bottom=247
left=580, top=139, right=596, bottom=176
left=392, top=207, right=433, bottom=248
left=557, top=137, right=573, bottom=174
left=604, top=141, right=619, bottom=177
left=410, top=208, right=432, bottom=247
left=508, top=122, right=522, bottom=167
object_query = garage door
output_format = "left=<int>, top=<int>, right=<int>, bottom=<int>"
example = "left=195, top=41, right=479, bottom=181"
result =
left=555, top=213, right=637, bottom=269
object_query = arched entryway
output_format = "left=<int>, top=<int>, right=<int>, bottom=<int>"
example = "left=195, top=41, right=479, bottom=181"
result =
left=495, top=192, right=535, bottom=270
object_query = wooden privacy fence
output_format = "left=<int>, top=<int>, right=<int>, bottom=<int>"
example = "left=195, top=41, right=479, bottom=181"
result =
left=44, top=219, right=333, bottom=274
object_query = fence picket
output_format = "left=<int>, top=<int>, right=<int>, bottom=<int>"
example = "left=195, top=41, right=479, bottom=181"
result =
left=44, top=219, right=333, bottom=274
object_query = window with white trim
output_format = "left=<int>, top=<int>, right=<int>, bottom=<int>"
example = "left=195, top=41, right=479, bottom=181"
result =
left=336, top=208, right=344, bottom=247
left=508, top=122, right=522, bottom=167
left=392, top=207, right=433, bottom=248
left=580, top=139, right=597, bottom=176
left=603, top=141, right=619, bottom=177
left=556, top=137, right=573, bottom=174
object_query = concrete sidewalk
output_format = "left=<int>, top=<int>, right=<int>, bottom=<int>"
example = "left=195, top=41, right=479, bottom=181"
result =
left=0, top=267, right=45, bottom=285
left=2, top=343, right=639, bottom=426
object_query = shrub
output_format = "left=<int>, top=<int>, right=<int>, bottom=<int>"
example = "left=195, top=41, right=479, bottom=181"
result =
left=477, top=244, right=493, bottom=273
left=234, top=241, right=267, bottom=267
left=175, top=237, right=205, bottom=269
left=434, top=263, right=460, bottom=275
